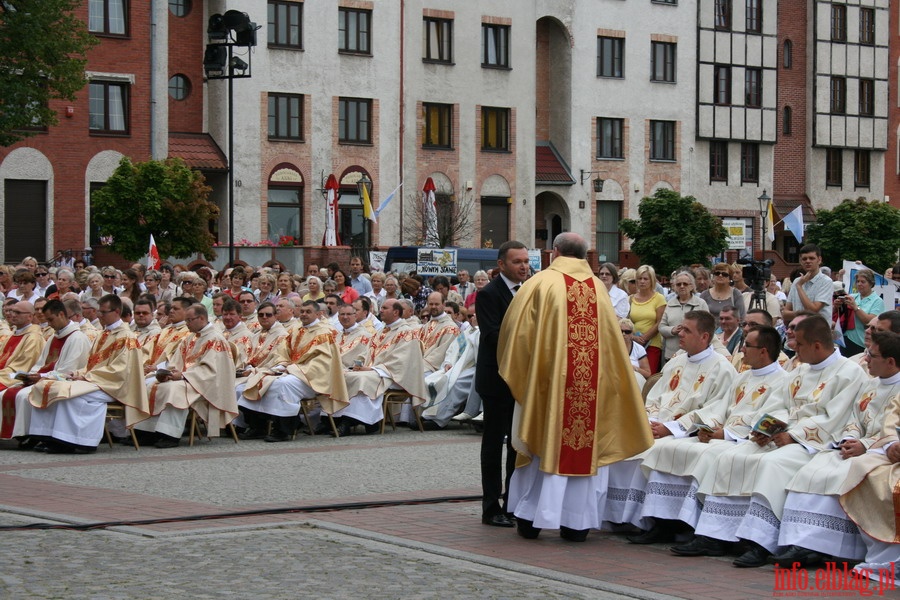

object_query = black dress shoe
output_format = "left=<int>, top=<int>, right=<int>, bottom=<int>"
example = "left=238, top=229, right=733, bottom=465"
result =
left=733, top=542, right=770, bottom=568
left=560, top=526, right=589, bottom=542
left=332, top=420, right=352, bottom=438
left=627, top=523, right=676, bottom=545
left=32, top=442, right=48, bottom=452
left=364, top=421, right=381, bottom=435
left=44, top=442, right=75, bottom=454
left=670, top=535, right=727, bottom=557
left=154, top=435, right=180, bottom=449
left=313, top=420, right=331, bottom=435
left=515, top=517, right=541, bottom=538
left=238, top=428, right=266, bottom=440
left=482, top=514, right=515, bottom=528
left=16, top=437, right=37, bottom=450
left=770, top=545, right=826, bottom=567
left=263, top=430, right=290, bottom=443
left=420, top=420, right=442, bottom=431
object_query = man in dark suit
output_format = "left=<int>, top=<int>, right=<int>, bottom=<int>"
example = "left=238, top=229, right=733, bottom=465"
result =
left=475, top=240, right=531, bottom=527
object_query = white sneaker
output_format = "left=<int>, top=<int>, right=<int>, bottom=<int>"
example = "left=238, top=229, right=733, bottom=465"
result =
left=471, top=413, right=483, bottom=422
left=452, top=412, right=474, bottom=422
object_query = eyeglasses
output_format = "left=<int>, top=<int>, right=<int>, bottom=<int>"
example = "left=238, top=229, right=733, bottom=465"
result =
left=743, top=343, right=764, bottom=349
left=787, top=324, right=797, bottom=331
left=674, top=282, right=691, bottom=287
left=627, top=280, right=636, bottom=284
left=621, top=329, right=633, bottom=335
left=98, top=309, right=116, bottom=315
left=714, top=272, right=730, bottom=277
left=186, top=315, right=205, bottom=323
left=258, top=312, right=275, bottom=318
left=738, top=321, right=747, bottom=327
left=133, top=311, right=153, bottom=316
left=7, top=310, right=29, bottom=315
left=36, top=272, right=48, bottom=276
left=103, top=275, right=115, bottom=279
left=866, top=349, right=882, bottom=359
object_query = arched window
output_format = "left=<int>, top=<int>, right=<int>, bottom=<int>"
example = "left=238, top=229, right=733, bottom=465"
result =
left=267, top=165, right=303, bottom=244
left=783, top=40, right=792, bottom=69
left=783, top=106, right=792, bottom=135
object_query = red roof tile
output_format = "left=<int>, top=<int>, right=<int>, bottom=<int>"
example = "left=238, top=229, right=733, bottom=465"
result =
left=535, top=144, right=575, bottom=184
left=169, top=133, right=228, bottom=171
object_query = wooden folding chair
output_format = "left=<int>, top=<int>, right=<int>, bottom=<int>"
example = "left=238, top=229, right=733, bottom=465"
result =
left=188, top=407, right=240, bottom=446
left=299, top=396, right=340, bottom=437
left=381, top=390, right=424, bottom=433
left=104, top=402, right=139, bottom=450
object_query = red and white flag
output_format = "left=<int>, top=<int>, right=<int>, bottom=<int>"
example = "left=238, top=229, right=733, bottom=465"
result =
left=147, top=234, right=161, bottom=270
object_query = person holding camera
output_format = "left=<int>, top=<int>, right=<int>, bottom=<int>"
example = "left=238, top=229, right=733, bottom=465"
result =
left=838, top=268, right=883, bottom=358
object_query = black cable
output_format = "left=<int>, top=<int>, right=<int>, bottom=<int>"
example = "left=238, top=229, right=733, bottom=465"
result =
left=0, top=494, right=482, bottom=532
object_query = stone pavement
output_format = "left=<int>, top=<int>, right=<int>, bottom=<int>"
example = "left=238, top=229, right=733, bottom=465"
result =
left=0, top=427, right=791, bottom=599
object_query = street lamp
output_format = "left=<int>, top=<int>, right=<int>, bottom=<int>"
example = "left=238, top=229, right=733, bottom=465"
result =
left=356, top=173, right=372, bottom=253
left=757, top=189, right=771, bottom=256
left=204, top=12, right=259, bottom=266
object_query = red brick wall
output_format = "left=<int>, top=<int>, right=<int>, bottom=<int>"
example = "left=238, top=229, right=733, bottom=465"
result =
left=774, top=0, right=808, bottom=197
left=168, top=4, right=204, bottom=133
left=0, top=3, right=154, bottom=258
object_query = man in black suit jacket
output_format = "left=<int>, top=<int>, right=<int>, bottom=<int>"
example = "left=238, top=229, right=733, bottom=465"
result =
left=475, top=240, right=531, bottom=527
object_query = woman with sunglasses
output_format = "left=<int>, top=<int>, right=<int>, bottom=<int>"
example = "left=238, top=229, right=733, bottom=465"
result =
left=700, top=263, right=746, bottom=326
left=620, top=318, right=651, bottom=388
left=659, top=270, right=709, bottom=366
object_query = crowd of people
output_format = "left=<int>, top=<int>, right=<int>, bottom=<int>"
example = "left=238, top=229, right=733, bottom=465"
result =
left=0, top=242, right=897, bottom=584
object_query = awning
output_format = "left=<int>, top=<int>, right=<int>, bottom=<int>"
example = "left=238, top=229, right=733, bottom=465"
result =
left=535, top=142, right=575, bottom=185
left=773, top=195, right=816, bottom=224
left=168, top=133, right=228, bottom=172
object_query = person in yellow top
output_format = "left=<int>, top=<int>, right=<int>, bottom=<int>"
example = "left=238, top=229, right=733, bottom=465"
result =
left=499, top=233, right=653, bottom=542
left=628, top=265, right=667, bottom=373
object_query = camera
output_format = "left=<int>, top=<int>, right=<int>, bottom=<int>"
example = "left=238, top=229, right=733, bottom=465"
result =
left=737, top=257, right=773, bottom=293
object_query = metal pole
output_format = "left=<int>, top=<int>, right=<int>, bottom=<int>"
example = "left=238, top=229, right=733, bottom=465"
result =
left=228, top=46, right=235, bottom=266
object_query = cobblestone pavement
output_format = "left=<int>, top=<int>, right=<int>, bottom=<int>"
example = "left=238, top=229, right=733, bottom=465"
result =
left=0, top=427, right=781, bottom=599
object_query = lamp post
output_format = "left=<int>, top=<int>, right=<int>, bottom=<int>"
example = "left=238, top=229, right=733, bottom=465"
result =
left=356, top=173, right=372, bottom=254
left=757, top=189, right=771, bottom=258
left=204, top=11, right=258, bottom=266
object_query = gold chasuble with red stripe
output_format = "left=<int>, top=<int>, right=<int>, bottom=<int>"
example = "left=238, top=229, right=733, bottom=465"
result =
left=499, top=256, right=652, bottom=476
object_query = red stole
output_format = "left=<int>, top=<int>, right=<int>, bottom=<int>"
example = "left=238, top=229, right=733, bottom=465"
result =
left=559, top=274, right=600, bottom=475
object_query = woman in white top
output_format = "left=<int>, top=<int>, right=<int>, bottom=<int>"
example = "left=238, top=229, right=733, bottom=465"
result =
left=7, top=271, right=39, bottom=304
left=80, top=272, right=106, bottom=301
left=598, top=262, right=629, bottom=319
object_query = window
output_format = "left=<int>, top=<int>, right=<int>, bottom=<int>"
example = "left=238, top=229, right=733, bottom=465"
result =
left=709, top=141, right=728, bottom=182
left=338, top=8, right=371, bottom=54
left=481, top=197, right=510, bottom=248
left=715, top=0, right=732, bottom=30
left=783, top=40, right=792, bottom=69
left=423, top=103, right=452, bottom=148
left=650, top=42, right=676, bottom=83
left=854, top=151, right=870, bottom=188
left=714, top=65, right=731, bottom=105
left=88, top=0, right=127, bottom=35
left=338, top=97, right=371, bottom=143
left=783, top=106, right=792, bottom=135
left=268, top=172, right=303, bottom=245
left=268, top=1, right=302, bottom=49
left=831, top=4, right=847, bottom=42
left=268, top=93, right=303, bottom=141
left=481, top=107, right=509, bottom=151
left=597, top=37, right=624, bottom=78
left=595, top=201, right=622, bottom=264
left=740, top=143, right=759, bottom=183
left=597, top=118, right=624, bottom=159
left=745, top=68, right=762, bottom=107
left=746, top=0, right=762, bottom=34
left=859, top=79, right=875, bottom=116
left=168, top=0, right=191, bottom=17
left=649, top=120, right=675, bottom=161
left=826, top=148, right=842, bottom=187
left=168, top=75, right=190, bottom=100
left=830, top=76, right=846, bottom=114
left=482, top=24, right=510, bottom=68
left=652, top=0, right=678, bottom=4
left=423, top=17, right=452, bottom=63
left=859, top=7, right=875, bottom=45
left=88, top=81, right=128, bottom=134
